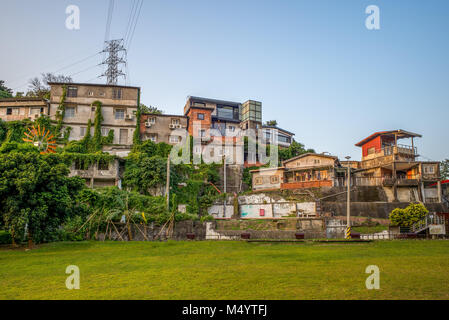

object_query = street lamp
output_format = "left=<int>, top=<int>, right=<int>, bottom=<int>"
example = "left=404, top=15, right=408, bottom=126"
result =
left=345, top=156, right=351, bottom=238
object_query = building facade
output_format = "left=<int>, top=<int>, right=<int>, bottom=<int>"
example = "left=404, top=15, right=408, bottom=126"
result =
left=0, top=97, right=49, bottom=121
left=48, top=82, right=140, bottom=156
left=354, top=130, right=442, bottom=202
left=141, top=113, right=188, bottom=145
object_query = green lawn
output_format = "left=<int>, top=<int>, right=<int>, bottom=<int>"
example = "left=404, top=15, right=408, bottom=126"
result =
left=0, top=240, right=448, bottom=300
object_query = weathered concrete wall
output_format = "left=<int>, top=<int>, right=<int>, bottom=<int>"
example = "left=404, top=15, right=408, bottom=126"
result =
left=208, top=205, right=234, bottom=219
left=321, top=202, right=448, bottom=219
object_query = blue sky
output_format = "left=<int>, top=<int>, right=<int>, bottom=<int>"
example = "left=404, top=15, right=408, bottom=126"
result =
left=1, top=0, right=448, bottom=161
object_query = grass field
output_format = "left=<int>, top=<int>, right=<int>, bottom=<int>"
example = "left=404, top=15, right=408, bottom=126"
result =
left=1, top=240, right=448, bottom=300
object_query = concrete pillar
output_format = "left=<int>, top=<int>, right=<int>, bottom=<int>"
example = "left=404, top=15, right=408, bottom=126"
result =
left=392, top=162, right=398, bottom=202
left=437, top=181, right=442, bottom=203
left=421, top=182, right=426, bottom=203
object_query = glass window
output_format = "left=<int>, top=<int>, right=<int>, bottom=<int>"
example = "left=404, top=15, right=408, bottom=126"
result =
left=112, top=88, right=122, bottom=99
left=67, top=87, right=78, bottom=97
left=217, top=106, right=234, bottom=119
left=80, top=127, right=87, bottom=137
left=65, top=107, right=75, bottom=118
left=101, top=128, right=110, bottom=136
left=115, top=109, right=125, bottom=119
left=171, top=119, right=180, bottom=125
left=169, top=136, right=180, bottom=143
left=197, top=113, right=205, bottom=120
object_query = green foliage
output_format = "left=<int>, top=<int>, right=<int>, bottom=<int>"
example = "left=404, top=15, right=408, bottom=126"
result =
left=440, top=159, right=449, bottom=180
left=265, top=120, right=277, bottom=126
left=389, top=203, right=429, bottom=227
left=55, top=85, right=67, bottom=137
left=0, top=230, right=12, bottom=244
left=92, top=101, right=104, bottom=151
left=0, top=152, right=87, bottom=243
left=102, top=129, right=114, bottom=145
left=0, top=80, right=13, bottom=98
left=140, top=103, right=164, bottom=114
left=133, top=101, right=142, bottom=146
left=278, top=140, right=315, bottom=164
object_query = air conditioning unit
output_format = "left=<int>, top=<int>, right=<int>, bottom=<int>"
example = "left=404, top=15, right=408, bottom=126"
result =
left=125, top=114, right=133, bottom=120
left=169, top=124, right=176, bottom=129
left=145, top=122, right=152, bottom=128
left=176, top=124, right=182, bottom=129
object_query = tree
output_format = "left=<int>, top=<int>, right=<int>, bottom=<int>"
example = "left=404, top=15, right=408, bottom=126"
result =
left=278, top=140, right=315, bottom=163
left=27, top=73, right=72, bottom=99
left=140, top=103, right=163, bottom=114
left=265, top=120, right=277, bottom=126
left=0, top=80, right=13, bottom=98
left=0, top=150, right=86, bottom=244
left=389, top=203, right=429, bottom=227
left=440, top=159, right=449, bottom=180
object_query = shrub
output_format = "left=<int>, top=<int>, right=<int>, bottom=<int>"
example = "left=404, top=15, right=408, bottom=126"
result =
left=0, top=230, right=12, bottom=244
left=389, top=203, right=428, bottom=226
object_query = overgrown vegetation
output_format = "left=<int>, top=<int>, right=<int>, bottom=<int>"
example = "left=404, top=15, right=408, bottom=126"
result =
left=389, top=203, right=429, bottom=227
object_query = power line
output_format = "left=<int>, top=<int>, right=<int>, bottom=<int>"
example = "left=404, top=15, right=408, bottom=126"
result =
left=12, top=51, right=102, bottom=91
left=104, top=0, right=115, bottom=43
left=124, top=0, right=138, bottom=45
left=125, top=0, right=143, bottom=51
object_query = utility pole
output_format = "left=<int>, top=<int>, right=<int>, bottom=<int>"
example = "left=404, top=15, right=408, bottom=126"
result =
left=100, top=39, right=127, bottom=85
left=223, top=154, right=227, bottom=218
left=166, top=157, right=170, bottom=210
left=345, top=156, right=351, bottom=239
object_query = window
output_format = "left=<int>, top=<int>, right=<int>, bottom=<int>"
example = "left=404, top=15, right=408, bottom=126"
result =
left=169, top=136, right=180, bottom=143
left=88, top=91, right=94, bottom=96
left=6, top=108, right=19, bottom=115
left=199, top=129, right=206, bottom=137
left=99, top=92, right=105, bottom=97
left=67, top=86, right=78, bottom=97
left=119, top=129, right=128, bottom=144
left=367, top=147, right=376, bottom=155
left=228, top=125, right=235, bottom=132
left=278, top=134, right=291, bottom=144
left=74, top=159, right=86, bottom=170
left=314, top=159, right=321, bottom=164
left=98, top=160, right=109, bottom=171
left=193, top=102, right=205, bottom=107
left=270, top=176, right=279, bottom=184
left=80, top=127, right=87, bottom=137
left=115, top=109, right=125, bottom=119
left=30, top=108, right=41, bottom=115
left=171, top=119, right=180, bottom=125
left=217, top=106, right=234, bottom=119
left=255, top=177, right=263, bottom=185
left=197, top=113, right=205, bottom=120
left=112, top=88, right=122, bottom=99
left=424, top=166, right=435, bottom=174
left=148, top=117, right=156, bottom=124
left=101, top=128, right=110, bottom=136
left=148, top=134, right=157, bottom=142
left=65, top=107, right=75, bottom=118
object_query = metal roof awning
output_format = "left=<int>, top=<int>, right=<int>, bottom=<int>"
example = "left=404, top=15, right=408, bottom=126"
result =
left=355, top=129, right=422, bottom=147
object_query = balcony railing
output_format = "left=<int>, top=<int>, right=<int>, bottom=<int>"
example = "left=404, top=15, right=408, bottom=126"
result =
left=333, top=175, right=421, bottom=187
